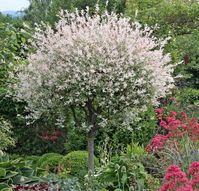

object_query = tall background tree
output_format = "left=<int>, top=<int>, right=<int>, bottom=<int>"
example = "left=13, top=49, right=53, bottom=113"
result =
left=23, top=0, right=126, bottom=26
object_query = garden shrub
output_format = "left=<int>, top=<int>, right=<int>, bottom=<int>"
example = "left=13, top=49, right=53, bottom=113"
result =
left=7, top=111, right=68, bottom=156
left=177, top=88, right=199, bottom=118
left=0, top=116, right=15, bottom=150
left=131, top=105, right=157, bottom=146
left=61, top=151, right=99, bottom=179
left=175, top=88, right=199, bottom=120
left=177, top=88, right=199, bottom=106
left=37, top=153, right=63, bottom=173
left=97, top=144, right=148, bottom=190
left=64, top=127, right=87, bottom=153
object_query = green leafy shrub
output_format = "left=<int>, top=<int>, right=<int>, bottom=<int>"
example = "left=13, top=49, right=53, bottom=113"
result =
left=97, top=144, right=148, bottom=191
left=131, top=105, right=157, bottom=146
left=37, top=153, right=63, bottom=173
left=177, top=88, right=199, bottom=106
left=176, top=88, right=199, bottom=119
left=7, top=110, right=69, bottom=155
left=0, top=117, right=15, bottom=150
left=61, top=151, right=99, bottom=179
left=64, top=127, right=87, bottom=153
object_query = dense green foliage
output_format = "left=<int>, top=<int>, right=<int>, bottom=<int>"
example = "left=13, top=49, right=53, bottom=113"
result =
left=97, top=144, right=148, bottom=190
left=61, top=151, right=99, bottom=179
left=125, top=0, right=199, bottom=89
left=37, top=153, right=62, bottom=168
left=0, top=117, right=15, bottom=150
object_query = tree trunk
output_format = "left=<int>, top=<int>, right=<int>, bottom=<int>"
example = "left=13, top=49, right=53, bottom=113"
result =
left=87, top=133, right=95, bottom=172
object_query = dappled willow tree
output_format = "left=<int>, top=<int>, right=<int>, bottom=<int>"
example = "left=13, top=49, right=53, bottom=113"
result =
left=10, top=8, right=174, bottom=171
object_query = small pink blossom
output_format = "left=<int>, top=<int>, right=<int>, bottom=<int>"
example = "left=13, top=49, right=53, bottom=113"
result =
left=155, top=108, right=164, bottom=114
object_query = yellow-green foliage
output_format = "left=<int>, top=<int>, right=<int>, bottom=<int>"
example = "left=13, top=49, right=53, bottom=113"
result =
left=147, top=174, right=160, bottom=190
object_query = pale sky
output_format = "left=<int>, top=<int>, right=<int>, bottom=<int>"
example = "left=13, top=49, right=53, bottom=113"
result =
left=0, top=0, right=30, bottom=11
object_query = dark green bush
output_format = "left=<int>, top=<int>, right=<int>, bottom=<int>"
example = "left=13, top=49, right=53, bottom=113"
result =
left=37, top=153, right=63, bottom=173
left=61, top=151, right=99, bottom=179
left=176, top=88, right=199, bottom=119
left=131, top=105, right=157, bottom=146
left=64, top=127, right=87, bottom=153
left=0, top=116, right=15, bottom=151
left=177, top=88, right=199, bottom=106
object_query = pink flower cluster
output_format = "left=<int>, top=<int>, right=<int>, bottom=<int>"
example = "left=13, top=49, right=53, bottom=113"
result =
left=161, top=165, right=188, bottom=191
left=161, top=162, right=199, bottom=191
left=146, top=134, right=169, bottom=152
left=147, top=108, right=199, bottom=153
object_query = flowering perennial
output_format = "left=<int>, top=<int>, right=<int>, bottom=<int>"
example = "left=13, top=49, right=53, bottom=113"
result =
left=161, top=165, right=188, bottom=191
left=147, top=109, right=199, bottom=154
left=161, top=163, right=199, bottom=191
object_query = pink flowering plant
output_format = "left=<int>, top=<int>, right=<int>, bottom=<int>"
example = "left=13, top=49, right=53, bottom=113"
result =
left=147, top=108, right=199, bottom=172
left=160, top=162, right=199, bottom=191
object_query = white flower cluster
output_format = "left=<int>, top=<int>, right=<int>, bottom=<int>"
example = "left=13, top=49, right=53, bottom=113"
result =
left=10, top=8, right=174, bottom=125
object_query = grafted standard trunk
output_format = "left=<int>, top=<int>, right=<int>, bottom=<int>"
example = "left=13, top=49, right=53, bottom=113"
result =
left=85, top=99, right=101, bottom=172
left=88, top=132, right=95, bottom=172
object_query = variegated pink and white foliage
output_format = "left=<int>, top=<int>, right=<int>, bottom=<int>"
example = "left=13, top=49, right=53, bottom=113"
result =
left=10, top=8, right=174, bottom=128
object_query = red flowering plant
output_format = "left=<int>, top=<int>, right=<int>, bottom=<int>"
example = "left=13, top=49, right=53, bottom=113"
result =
left=160, top=164, right=189, bottom=191
left=147, top=108, right=199, bottom=172
left=160, top=162, right=199, bottom=191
